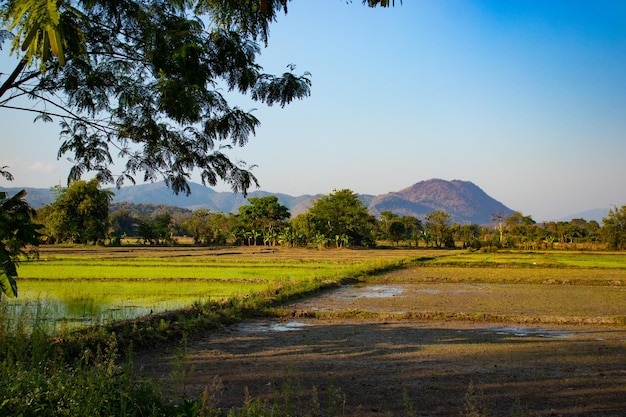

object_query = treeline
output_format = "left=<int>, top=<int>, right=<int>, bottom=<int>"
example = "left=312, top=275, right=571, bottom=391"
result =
left=34, top=180, right=626, bottom=250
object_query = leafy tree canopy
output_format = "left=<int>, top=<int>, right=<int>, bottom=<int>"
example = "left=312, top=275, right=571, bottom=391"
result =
left=601, top=206, right=626, bottom=250
left=424, top=210, right=452, bottom=248
left=237, top=195, right=290, bottom=230
left=44, top=178, right=113, bottom=244
left=0, top=0, right=314, bottom=195
left=306, top=188, right=376, bottom=247
left=1, top=1, right=399, bottom=196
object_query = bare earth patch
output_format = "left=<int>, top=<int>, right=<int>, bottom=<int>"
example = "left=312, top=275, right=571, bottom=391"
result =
left=136, top=275, right=626, bottom=416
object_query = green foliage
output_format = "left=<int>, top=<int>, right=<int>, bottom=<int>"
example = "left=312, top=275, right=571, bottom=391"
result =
left=233, top=195, right=290, bottom=245
left=42, top=179, right=112, bottom=244
left=1, top=0, right=311, bottom=195
left=601, top=205, right=626, bottom=249
left=424, top=210, right=453, bottom=248
left=305, top=189, right=377, bottom=247
left=137, top=212, right=174, bottom=245
left=0, top=189, right=41, bottom=298
left=183, top=209, right=217, bottom=245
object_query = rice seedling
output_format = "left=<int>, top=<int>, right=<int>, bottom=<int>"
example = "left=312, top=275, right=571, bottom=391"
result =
left=425, top=250, right=626, bottom=269
left=11, top=246, right=404, bottom=328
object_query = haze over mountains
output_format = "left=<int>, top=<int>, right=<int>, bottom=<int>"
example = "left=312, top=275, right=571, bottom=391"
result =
left=1, top=178, right=608, bottom=224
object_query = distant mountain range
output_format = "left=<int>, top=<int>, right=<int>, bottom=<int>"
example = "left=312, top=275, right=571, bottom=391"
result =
left=557, top=208, right=609, bottom=223
left=0, top=178, right=608, bottom=224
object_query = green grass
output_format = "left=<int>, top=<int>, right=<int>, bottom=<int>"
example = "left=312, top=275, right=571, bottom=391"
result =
left=380, top=265, right=626, bottom=285
left=425, top=250, right=626, bottom=269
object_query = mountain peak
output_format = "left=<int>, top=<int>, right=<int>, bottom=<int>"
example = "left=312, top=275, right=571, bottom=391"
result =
left=370, top=178, right=514, bottom=224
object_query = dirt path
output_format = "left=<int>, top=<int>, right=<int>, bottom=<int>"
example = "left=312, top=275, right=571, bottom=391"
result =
left=135, top=282, right=626, bottom=416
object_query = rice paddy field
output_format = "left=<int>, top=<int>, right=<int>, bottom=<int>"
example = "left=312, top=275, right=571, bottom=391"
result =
left=6, top=245, right=427, bottom=327
left=6, top=246, right=626, bottom=328
left=3, top=245, right=626, bottom=415
left=124, top=247, right=626, bottom=416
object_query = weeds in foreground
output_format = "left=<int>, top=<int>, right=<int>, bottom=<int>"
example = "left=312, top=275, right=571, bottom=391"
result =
left=0, top=307, right=176, bottom=416
left=462, top=380, right=491, bottom=417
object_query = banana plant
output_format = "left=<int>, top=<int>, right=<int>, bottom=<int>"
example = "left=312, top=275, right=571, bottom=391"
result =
left=0, top=189, right=41, bottom=298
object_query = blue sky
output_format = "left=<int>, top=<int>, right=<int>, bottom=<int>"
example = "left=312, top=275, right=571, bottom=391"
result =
left=2, top=0, right=626, bottom=221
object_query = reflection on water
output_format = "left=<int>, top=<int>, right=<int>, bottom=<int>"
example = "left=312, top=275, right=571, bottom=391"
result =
left=335, top=285, right=405, bottom=298
left=3, top=296, right=187, bottom=330
left=237, top=320, right=310, bottom=332
left=482, top=326, right=573, bottom=339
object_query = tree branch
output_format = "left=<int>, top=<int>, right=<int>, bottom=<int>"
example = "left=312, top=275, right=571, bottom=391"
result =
left=0, top=58, right=29, bottom=99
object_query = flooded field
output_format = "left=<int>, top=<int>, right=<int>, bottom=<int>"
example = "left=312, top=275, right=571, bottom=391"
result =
left=137, top=264, right=626, bottom=416
left=285, top=281, right=626, bottom=323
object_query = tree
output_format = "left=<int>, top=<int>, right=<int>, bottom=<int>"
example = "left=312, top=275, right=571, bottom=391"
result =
left=136, top=212, right=173, bottom=245
left=0, top=0, right=312, bottom=195
left=388, top=219, right=405, bottom=246
left=109, top=208, right=138, bottom=238
left=43, top=178, right=113, bottom=244
left=183, top=208, right=214, bottom=245
left=492, top=212, right=506, bottom=245
left=453, top=223, right=482, bottom=249
left=0, top=189, right=41, bottom=298
left=1, top=1, right=400, bottom=195
left=378, top=210, right=398, bottom=241
left=400, top=215, right=422, bottom=246
left=505, top=212, right=537, bottom=249
left=306, top=189, right=376, bottom=247
left=424, top=211, right=453, bottom=248
left=239, top=195, right=290, bottom=231
left=601, top=206, right=626, bottom=250
left=234, top=195, right=290, bottom=245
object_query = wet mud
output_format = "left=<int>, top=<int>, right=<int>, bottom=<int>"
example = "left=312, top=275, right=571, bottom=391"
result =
left=136, top=282, right=626, bottom=416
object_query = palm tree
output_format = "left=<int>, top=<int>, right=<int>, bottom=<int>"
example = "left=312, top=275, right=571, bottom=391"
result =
left=0, top=189, right=41, bottom=298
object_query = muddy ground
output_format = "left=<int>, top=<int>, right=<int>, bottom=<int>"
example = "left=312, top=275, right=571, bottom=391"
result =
left=136, top=281, right=626, bottom=416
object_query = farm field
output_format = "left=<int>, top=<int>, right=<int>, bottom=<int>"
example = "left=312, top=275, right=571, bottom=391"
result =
left=5, top=246, right=626, bottom=415
left=7, top=246, right=429, bottom=326
left=130, top=247, right=625, bottom=417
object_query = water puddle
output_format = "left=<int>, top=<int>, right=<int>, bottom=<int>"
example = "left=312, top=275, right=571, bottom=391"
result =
left=335, top=285, right=406, bottom=299
left=482, top=326, right=573, bottom=339
left=237, top=320, right=310, bottom=333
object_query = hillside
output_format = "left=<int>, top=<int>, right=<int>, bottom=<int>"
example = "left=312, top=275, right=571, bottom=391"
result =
left=369, top=179, right=515, bottom=224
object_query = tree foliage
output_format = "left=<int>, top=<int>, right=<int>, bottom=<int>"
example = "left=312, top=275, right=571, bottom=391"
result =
left=601, top=206, right=626, bottom=250
left=44, top=178, right=113, bottom=244
left=1, top=0, right=312, bottom=195
left=237, top=195, right=289, bottom=230
left=0, top=189, right=41, bottom=298
left=233, top=195, right=290, bottom=245
left=305, top=189, right=376, bottom=247
left=424, top=210, right=452, bottom=248
left=181, top=208, right=232, bottom=245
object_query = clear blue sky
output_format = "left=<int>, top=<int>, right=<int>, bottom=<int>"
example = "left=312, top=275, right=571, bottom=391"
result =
left=2, top=0, right=626, bottom=221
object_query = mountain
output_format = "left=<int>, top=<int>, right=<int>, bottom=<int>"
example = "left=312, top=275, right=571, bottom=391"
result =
left=0, top=179, right=553, bottom=224
left=0, top=186, right=56, bottom=208
left=558, top=208, right=609, bottom=224
left=368, top=179, right=515, bottom=225
left=110, top=182, right=325, bottom=216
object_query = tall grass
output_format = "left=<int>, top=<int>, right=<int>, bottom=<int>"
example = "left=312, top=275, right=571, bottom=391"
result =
left=0, top=301, right=178, bottom=417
